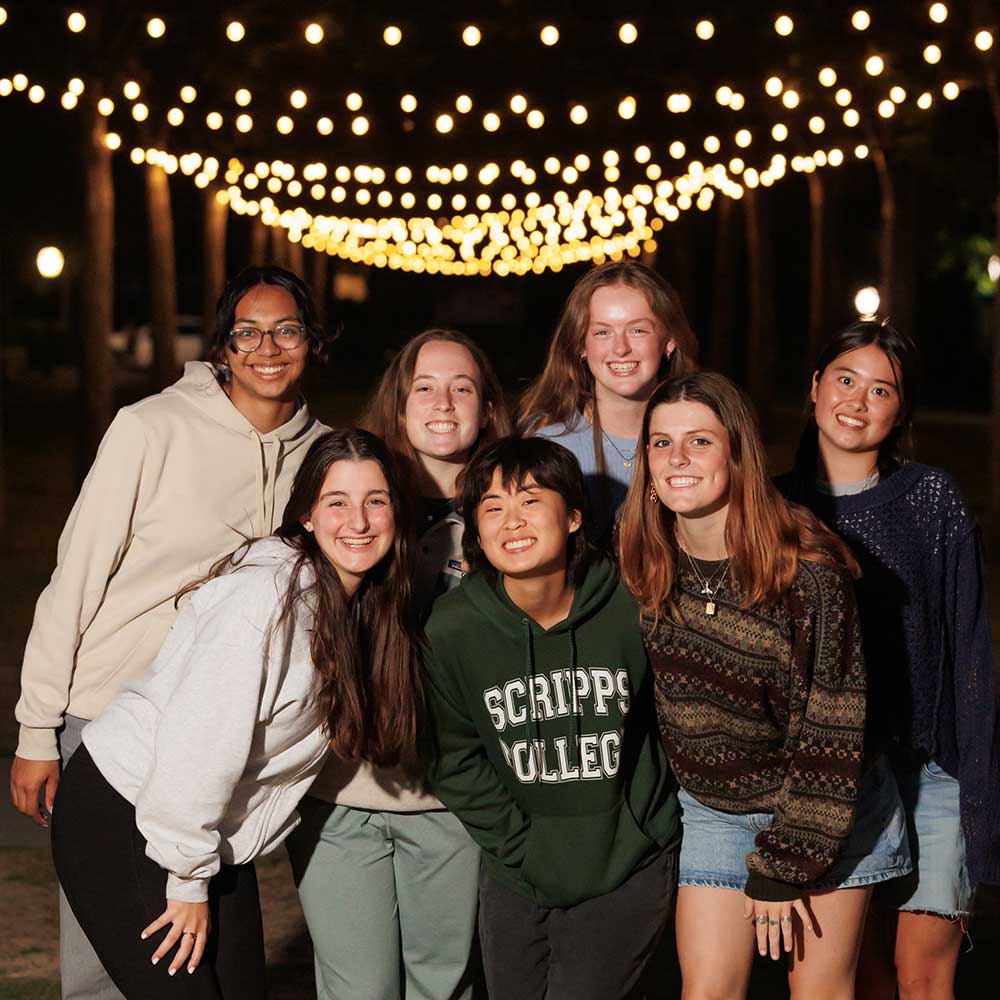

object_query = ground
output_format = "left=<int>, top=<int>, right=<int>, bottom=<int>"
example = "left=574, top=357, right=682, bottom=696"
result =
left=0, top=365, right=997, bottom=998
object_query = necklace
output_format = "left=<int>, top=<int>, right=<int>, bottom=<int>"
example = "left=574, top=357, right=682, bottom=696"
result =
left=600, top=430, right=637, bottom=470
left=684, top=551, right=731, bottom=617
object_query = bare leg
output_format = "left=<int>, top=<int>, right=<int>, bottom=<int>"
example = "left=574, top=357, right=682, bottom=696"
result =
left=787, top=887, right=871, bottom=1000
left=675, top=886, right=755, bottom=1000
left=894, top=911, right=963, bottom=1000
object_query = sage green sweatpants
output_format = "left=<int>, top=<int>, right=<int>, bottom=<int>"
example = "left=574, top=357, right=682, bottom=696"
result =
left=286, top=797, right=481, bottom=1000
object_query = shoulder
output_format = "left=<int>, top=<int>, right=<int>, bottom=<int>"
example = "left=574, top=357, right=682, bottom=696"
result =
left=533, top=417, right=586, bottom=440
left=791, top=557, right=855, bottom=610
left=424, top=580, right=484, bottom=650
left=900, top=463, right=974, bottom=525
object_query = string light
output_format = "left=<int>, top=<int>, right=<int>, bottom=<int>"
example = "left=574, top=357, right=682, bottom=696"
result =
left=97, top=97, right=114, bottom=115
left=942, top=80, right=959, bottom=99
left=383, top=26, right=402, bottom=46
left=435, top=113, right=454, bottom=133
left=68, top=78, right=84, bottom=95
left=351, top=115, right=369, bottom=134
left=462, top=25, right=481, bottom=46
left=570, top=104, right=588, bottom=124
left=304, top=23, right=324, bottom=44
left=290, top=89, right=307, bottom=109
left=400, top=94, right=417, bottom=113
left=123, top=80, right=141, bottom=100
left=695, top=20, right=714, bottom=40
left=510, top=94, right=527, bottom=114
left=180, top=85, right=196, bottom=103
left=226, top=21, right=245, bottom=42
left=235, top=88, right=252, bottom=107
left=929, top=4, right=948, bottom=24
left=206, top=112, right=223, bottom=129
left=483, top=112, right=500, bottom=131
left=526, top=109, right=545, bottom=128
left=765, top=76, right=783, bottom=96
left=540, top=26, right=559, bottom=46
left=975, top=31, right=994, bottom=52
left=147, top=18, right=166, bottom=39
left=456, top=94, right=472, bottom=114
left=923, top=44, right=941, bottom=63
left=618, top=96, right=636, bottom=119
left=818, top=67, right=837, bottom=86
left=851, top=10, right=870, bottom=30
left=67, top=11, right=86, bottom=32
left=317, top=117, right=333, bottom=134
left=619, top=23, right=637, bottom=44
left=865, top=54, right=885, bottom=75
left=774, top=15, right=794, bottom=36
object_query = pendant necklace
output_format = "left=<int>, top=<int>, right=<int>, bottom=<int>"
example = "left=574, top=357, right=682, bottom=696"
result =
left=600, top=430, right=638, bottom=470
left=684, top=551, right=731, bottom=617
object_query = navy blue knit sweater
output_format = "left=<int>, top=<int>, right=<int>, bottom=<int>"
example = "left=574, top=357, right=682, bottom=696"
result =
left=777, top=463, right=1000, bottom=888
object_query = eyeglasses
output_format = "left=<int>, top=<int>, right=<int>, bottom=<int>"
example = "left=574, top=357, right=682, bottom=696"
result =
left=228, top=325, right=307, bottom=353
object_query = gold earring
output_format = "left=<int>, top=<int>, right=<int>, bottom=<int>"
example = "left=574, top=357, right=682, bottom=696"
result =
left=649, top=484, right=658, bottom=504
left=304, top=521, right=313, bottom=531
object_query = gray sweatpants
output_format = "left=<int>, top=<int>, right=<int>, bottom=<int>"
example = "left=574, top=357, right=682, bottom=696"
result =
left=57, top=715, right=126, bottom=1000
left=286, top=797, right=481, bottom=1000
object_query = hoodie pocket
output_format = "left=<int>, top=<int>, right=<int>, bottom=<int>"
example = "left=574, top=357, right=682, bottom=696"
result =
left=520, top=798, right=655, bottom=908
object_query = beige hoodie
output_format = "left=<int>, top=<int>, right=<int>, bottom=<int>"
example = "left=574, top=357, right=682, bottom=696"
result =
left=15, top=362, right=328, bottom=760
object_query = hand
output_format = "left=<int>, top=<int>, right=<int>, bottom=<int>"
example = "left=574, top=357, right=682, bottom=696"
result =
left=743, top=895, right=816, bottom=960
left=141, top=899, right=211, bottom=975
left=9, top=756, right=60, bottom=827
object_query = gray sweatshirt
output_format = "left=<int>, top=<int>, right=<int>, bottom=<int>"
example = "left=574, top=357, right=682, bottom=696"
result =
left=83, top=538, right=330, bottom=903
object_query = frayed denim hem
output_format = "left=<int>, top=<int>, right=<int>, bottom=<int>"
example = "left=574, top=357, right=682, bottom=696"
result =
left=678, top=876, right=745, bottom=892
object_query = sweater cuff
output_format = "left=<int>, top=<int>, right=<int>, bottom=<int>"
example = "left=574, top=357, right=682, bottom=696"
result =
left=166, top=874, right=210, bottom=904
left=16, top=725, right=60, bottom=761
left=744, top=873, right=802, bottom=902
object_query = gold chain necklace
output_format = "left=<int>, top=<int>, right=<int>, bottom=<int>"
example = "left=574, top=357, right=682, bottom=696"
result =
left=684, top=551, right=731, bottom=617
left=600, top=430, right=637, bottom=470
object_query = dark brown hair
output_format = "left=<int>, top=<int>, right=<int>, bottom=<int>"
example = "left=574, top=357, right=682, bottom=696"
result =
left=618, top=373, right=858, bottom=620
left=793, top=320, right=920, bottom=482
left=188, top=429, right=422, bottom=767
left=459, top=435, right=597, bottom=586
left=360, top=328, right=511, bottom=495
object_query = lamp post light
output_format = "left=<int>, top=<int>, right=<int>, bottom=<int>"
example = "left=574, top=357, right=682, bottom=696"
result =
left=36, top=245, right=65, bottom=279
left=854, top=285, right=880, bottom=321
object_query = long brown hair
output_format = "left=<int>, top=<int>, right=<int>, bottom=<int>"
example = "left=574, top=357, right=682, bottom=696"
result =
left=360, top=328, right=511, bottom=494
left=516, top=262, right=699, bottom=462
left=619, top=373, right=858, bottom=620
left=187, top=430, right=423, bottom=767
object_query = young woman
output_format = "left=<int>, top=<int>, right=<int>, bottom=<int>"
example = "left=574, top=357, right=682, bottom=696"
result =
left=11, top=265, right=331, bottom=1000
left=618, top=372, right=911, bottom=1000
left=50, top=429, right=422, bottom=1000
left=777, top=322, right=1000, bottom=1000
left=285, top=329, right=510, bottom=1000
left=422, top=435, right=680, bottom=1000
left=517, top=260, right=698, bottom=533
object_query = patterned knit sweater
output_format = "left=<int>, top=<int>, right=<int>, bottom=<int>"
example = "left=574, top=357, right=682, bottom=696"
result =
left=644, top=557, right=866, bottom=901
left=777, top=462, right=1000, bottom=888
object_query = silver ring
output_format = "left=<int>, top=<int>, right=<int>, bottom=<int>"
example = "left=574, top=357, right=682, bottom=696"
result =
left=780, top=915, right=792, bottom=924
left=756, top=914, right=768, bottom=926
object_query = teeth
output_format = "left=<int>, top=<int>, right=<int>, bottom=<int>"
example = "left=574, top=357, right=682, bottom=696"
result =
left=340, top=537, right=374, bottom=548
left=668, top=477, right=699, bottom=487
left=503, top=538, right=535, bottom=551
left=837, top=415, right=866, bottom=428
left=427, top=422, right=458, bottom=432
left=608, top=362, right=639, bottom=373
left=254, top=365, right=286, bottom=375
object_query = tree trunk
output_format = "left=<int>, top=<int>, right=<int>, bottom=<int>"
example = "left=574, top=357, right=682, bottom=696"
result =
left=987, top=70, right=1000, bottom=516
left=79, top=102, right=115, bottom=475
left=269, top=226, right=290, bottom=269
left=287, top=238, right=304, bottom=278
left=202, top=188, right=228, bottom=347
left=145, top=164, right=178, bottom=390
left=709, top=195, right=738, bottom=376
left=807, top=171, right=826, bottom=367
left=661, top=219, right=696, bottom=340
left=870, top=135, right=895, bottom=318
left=250, top=218, right=268, bottom=265
left=745, top=187, right=776, bottom=429
left=310, top=249, right=329, bottom=328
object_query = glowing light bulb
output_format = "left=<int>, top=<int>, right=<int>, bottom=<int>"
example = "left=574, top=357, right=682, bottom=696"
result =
left=765, top=76, right=783, bottom=97
left=167, top=107, right=184, bottom=125
left=400, top=94, right=417, bottom=113
left=917, top=92, right=933, bottom=110
left=68, top=78, right=84, bottom=95
left=462, top=25, right=481, bottom=46
left=180, top=85, right=196, bottom=103
left=929, top=4, right=948, bottom=24
left=716, top=85, right=733, bottom=105
left=704, top=135, right=720, bottom=153
left=351, top=115, right=370, bottom=134
left=305, top=23, right=324, bottom=44
left=105, top=132, right=121, bottom=150
left=346, top=92, right=363, bottom=111
left=383, top=25, right=402, bottom=46
left=772, top=123, right=788, bottom=141
left=942, top=81, right=959, bottom=100
left=781, top=90, right=800, bottom=108
left=510, top=94, right=527, bottom=114
left=61, top=92, right=77, bottom=109
left=235, top=88, right=252, bottom=107
left=890, top=86, right=906, bottom=103
left=97, top=97, right=114, bottom=115
left=540, top=25, right=559, bottom=46
left=695, top=20, right=714, bottom=40
left=226, top=21, right=244, bottom=42
left=456, top=94, right=472, bottom=114
left=976, top=31, right=994, bottom=51
left=483, top=112, right=500, bottom=131
left=619, top=23, right=637, bottom=44
left=854, top=286, right=880, bottom=319
left=851, top=10, right=870, bottom=30
left=526, top=109, right=545, bottom=128
left=819, top=67, right=837, bottom=87
left=235, top=113, right=253, bottom=132
left=618, top=96, right=636, bottom=119
left=924, top=44, right=942, bottom=63
left=206, top=112, right=223, bottom=130
left=865, top=55, right=885, bottom=75
left=809, top=116, right=825, bottom=133
left=36, top=247, right=64, bottom=279
left=131, top=101, right=148, bottom=120
left=435, top=113, right=454, bottom=133
left=317, top=117, right=333, bottom=134
left=835, top=88, right=852, bottom=106
left=123, top=80, right=141, bottom=100
left=147, top=17, right=165, bottom=38
left=68, top=11, right=86, bottom=31
left=844, top=108, right=860, bottom=126
left=775, top=15, right=794, bottom=36
left=735, top=129, right=752, bottom=147
left=276, top=115, right=293, bottom=134
left=570, top=104, right=588, bottom=124
left=290, top=89, right=307, bottom=109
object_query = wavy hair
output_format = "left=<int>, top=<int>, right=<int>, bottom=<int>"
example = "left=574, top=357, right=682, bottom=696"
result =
left=618, top=373, right=858, bottom=620
left=184, top=429, right=422, bottom=766
left=360, top=328, right=511, bottom=493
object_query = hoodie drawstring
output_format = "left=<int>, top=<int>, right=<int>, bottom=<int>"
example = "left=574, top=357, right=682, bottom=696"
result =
left=521, top=618, right=536, bottom=760
left=251, top=433, right=285, bottom=534
left=567, top=629, right=580, bottom=771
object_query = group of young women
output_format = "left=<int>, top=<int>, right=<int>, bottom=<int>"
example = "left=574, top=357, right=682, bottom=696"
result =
left=10, top=258, right=998, bottom=1000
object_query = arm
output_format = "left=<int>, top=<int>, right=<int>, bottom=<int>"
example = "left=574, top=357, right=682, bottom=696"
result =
left=134, top=590, right=271, bottom=902
left=947, top=525, right=1000, bottom=887
left=746, top=563, right=867, bottom=901
left=14, top=411, right=147, bottom=761
left=423, top=645, right=532, bottom=870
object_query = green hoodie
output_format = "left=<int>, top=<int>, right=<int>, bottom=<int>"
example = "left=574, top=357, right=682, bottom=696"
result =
left=423, top=555, right=680, bottom=908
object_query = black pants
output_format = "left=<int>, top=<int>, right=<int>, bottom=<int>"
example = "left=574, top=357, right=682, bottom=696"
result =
left=51, top=745, right=266, bottom=1000
left=478, top=845, right=678, bottom=1000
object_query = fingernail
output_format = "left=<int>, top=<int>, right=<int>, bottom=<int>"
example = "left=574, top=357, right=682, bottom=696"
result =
left=151, top=957, right=158, bottom=965
left=188, top=967, right=195, bottom=975
left=169, top=968, right=177, bottom=976
left=140, top=933, right=147, bottom=940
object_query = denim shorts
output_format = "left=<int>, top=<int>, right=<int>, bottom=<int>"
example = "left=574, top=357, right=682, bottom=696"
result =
left=877, top=760, right=972, bottom=917
left=678, top=753, right=912, bottom=892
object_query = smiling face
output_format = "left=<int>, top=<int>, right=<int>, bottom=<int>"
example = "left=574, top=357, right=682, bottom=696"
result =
left=647, top=400, right=731, bottom=524
left=811, top=344, right=902, bottom=463
left=226, top=284, right=308, bottom=412
left=475, top=468, right=582, bottom=581
left=583, top=282, right=675, bottom=407
left=302, top=458, right=396, bottom=595
left=404, top=339, right=488, bottom=466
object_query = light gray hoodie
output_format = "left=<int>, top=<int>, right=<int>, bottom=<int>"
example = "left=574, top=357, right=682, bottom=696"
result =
left=83, top=538, right=330, bottom=903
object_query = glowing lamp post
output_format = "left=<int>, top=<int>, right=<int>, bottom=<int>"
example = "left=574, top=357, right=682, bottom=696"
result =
left=36, top=246, right=65, bottom=279
left=854, top=286, right=880, bottom=320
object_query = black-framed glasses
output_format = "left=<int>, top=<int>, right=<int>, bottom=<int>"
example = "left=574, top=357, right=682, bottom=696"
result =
left=228, top=325, right=307, bottom=353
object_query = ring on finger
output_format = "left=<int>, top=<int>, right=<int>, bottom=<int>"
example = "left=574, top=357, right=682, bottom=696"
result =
left=757, top=914, right=768, bottom=926
left=768, top=918, right=779, bottom=926
left=780, top=915, right=792, bottom=924
left=182, top=931, right=197, bottom=939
